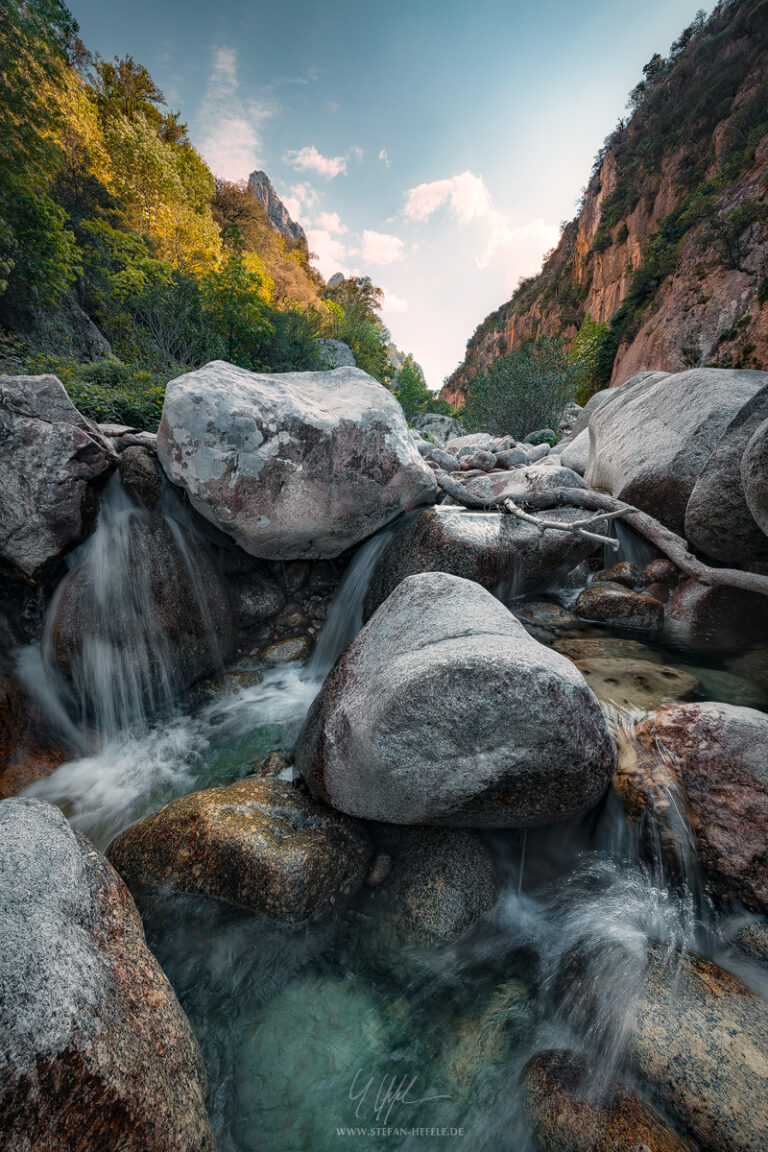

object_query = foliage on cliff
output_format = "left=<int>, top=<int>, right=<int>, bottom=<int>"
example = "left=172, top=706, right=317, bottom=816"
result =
left=0, top=0, right=415, bottom=425
left=448, top=0, right=768, bottom=406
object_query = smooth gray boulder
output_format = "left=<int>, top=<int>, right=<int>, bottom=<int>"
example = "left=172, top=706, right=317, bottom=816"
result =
left=295, top=572, right=616, bottom=827
left=585, top=368, right=768, bottom=534
left=685, top=385, right=768, bottom=561
left=364, top=504, right=604, bottom=617
left=0, top=375, right=115, bottom=579
left=742, top=415, right=768, bottom=537
left=0, top=798, right=213, bottom=1152
left=444, top=432, right=495, bottom=455
left=317, top=338, right=356, bottom=368
left=560, top=428, right=590, bottom=475
left=411, top=412, right=466, bottom=442
left=157, top=361, right=435, bottom=560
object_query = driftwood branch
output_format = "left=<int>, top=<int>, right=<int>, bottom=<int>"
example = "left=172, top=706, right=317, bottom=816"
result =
left=433, top=472, right=768, bottom=598
left=502, top=498, right=625, bottom=549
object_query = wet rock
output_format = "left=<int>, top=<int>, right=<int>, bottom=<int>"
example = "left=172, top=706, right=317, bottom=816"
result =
left=262, top=636, right=311, bottom=663
left=686, top=385, right=768, bottom=561
left=514, top=601, right=585, bottom=634
left=594, top=561, right=642, bottom=588
left=254, top=750, right=290, bottom=778
left=742, top=414, right=768, bottom=537
left=0, top=798, right=213, bottom=1152
left=732, top=921, right=768, bottom=964
left=574, top=658, right=699, bottom=711
left=523, top=1048, right=688, bottom=1152
left=639, top=558, right=679, bottom=587
left=296, top=572, right=616, bottom=827
left=440, top=979, right=534, bottom=1097
left=187, top=668, right=264, bottom=708
left=45, top=513, right=236, bottom=718
left=644, top=581, right=670, bottom=603
left=0, top=664, right=69, bottom=798
left=365, top=853, right=393, bottom=886
left=364, top=506, right=604, bottom=617
left=575, top=583, right=664, bottom=632
left=630, top=948, right=768, bottom=1152
left=0, top=374, right=115, bottom=579
left=230, top=570, right=286, bottom=628
left=107, top=777, right=372, bottom=922
left=586, top=367, right=767, bottom=534
left=119, top=445, right=162, bottom=508
left=362, top=827, right=499, bottom=945
left=665, top=578, right=768, bottom=651
left=157, top=362, right=435, bottom=560
left=618, top=702, right=768, bottom=913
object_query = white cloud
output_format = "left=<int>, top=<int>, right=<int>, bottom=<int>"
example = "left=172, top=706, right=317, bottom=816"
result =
left=378, top=148, right=391, bottom=168
left=381, top=288, right=408, bottom=314
left=197, top=46, right=273, bottom=181
left=317, top=211, right=347, bottom=234
left=360, top=229, right=405, bottom=265
left=307, top=229, right=359, bottom=280
left=282, top=183, right=319, bottom=224
left=283, top=145, right=347, bottom=178
left=404, top=170, right=492, bottom=226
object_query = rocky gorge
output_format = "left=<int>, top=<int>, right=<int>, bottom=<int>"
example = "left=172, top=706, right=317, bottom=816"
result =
left=3, top=358, right=768, bottom=1151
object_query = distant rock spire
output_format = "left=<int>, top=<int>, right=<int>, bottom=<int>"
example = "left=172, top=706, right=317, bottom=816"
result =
left=247, top=170, right=306, bottom=248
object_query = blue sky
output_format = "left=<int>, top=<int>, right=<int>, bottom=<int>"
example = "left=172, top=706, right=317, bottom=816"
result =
left=67, top=0, right=712, bottom=387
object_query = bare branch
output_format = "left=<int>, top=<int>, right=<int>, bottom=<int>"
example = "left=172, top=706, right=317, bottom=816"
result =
left=502, top=498, right=622, bottom=549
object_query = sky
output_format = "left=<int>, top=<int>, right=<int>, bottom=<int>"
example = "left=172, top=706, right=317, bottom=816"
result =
left=67, top=0, right=712, bottom=388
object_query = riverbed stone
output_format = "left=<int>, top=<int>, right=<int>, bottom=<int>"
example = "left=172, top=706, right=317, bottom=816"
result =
left=364, top=506, right=604, bottom=617
left=553, top=636, right=664, bottom=663
left=665, top=578, right=768, bottom=651
left=585, top=368, right=768, bottom=534
left=230, top=570, right=286, bottom=627
left=119, top=445, right=162, bottom=508
left=573, top=658, right=699, bottom=711
left=523, top=1048, right=689, bottom=1152
left=0, top=798, right=213, bottom=1152
left=575, top=582, right=664, bottom=632
left=107, top=777, right=372, bottom=922
left=630, top=948, right=768, bottom=1152
left=296, top=572, right=616, bottom=827
left=593, top=561, right=642, bottom=588
left=157, top=361, right=435, bottom=560
left=617, top=702, right=768, bottom=913
left=685, top=385, right=768, bottom=561
left=0, top=374, right=115, bottom=579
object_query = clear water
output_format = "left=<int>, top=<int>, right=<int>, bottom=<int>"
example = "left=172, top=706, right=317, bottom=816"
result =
left=14, top=487, right=768, bottom=1151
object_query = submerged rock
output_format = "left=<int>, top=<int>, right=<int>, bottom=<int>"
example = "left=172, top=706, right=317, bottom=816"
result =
left=575, top=582, right=664, bottom=632
left=523, top=1048, right=688, bottom=1152
left=665, top=578, right=768, bottom=651
left=573, top=657, right=699, bottom=711
left=0, top=798, right=213, bottom=1152
left=585, top=367, right=767, bottom=534
left=630, top=949, right=768, bottom=1152
left=364, top=506, right=603, bottom=617
left=553, top=636, right=664, bottom=664
left=0, top=374, right=115, bottom=579
left=440, top=979, right=534, bottom=1098
left=362, top=827, right=499, bottom=946
left=617, top=702, right=768, bottom=913
left=107, top=777, right=372, bottom=923
left=296, top=572, right=616, bottom=827
left=157, top=361, right=435, bottom=559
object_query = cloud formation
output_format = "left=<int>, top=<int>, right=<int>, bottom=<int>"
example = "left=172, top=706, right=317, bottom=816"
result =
left=197, top=47, right=273, bottom=180
left=378, top=148, right=391, bottom=167
left=283, top=145, right=348, bottom=178
left=360, top=229, right=405, bottom=265
left=317, top=211, right=348, bottom=234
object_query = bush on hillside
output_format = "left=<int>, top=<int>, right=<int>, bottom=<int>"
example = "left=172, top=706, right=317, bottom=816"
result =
left=462, top=338, right=578, bottom=438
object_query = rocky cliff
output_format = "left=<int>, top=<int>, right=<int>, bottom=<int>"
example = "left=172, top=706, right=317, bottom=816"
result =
left=248, top=170, right=307, bottom=249
left=443, top=0, right=768, bottom=405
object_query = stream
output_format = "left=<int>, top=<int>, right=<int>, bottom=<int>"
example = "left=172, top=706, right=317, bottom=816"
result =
left=15, top=481, right=768, bottom=1151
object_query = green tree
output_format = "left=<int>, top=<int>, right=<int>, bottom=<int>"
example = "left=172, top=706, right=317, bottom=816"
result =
left=202, top=224, right=273, bottom=365
left=463, top=337, right=578, bottom=437
left=569, top=313, right=608, bottom=402
left=325, top=275, right=390, bottom=381
left=392, top=354, right=432, bottom=420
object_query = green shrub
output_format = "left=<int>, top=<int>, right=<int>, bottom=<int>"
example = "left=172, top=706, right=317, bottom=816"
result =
left=463, top=338, right=578, bottom=438
left=14, top=352, right=171, bottom=428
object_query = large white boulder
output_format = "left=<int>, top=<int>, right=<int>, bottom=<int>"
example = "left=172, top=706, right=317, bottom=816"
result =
left=157, top=362, right=436, bottom=559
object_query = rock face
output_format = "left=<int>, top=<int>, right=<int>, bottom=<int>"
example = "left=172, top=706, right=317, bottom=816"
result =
left=742, top=415, right=768, bottom=536
left=685, top=385, right=768, bottom=561
left=0, top=798, right=213, bottom=1152
left=157, top=362, right=435, bottom=560
left=617, top=702, right=768, bottom=913
left=296, top=572, right=616, bottom=827
left=0, top=374, right=115, bottom=579
left=364, top=507, right=603, bottom=618
left=630, top=949, right=768, bottom=1152
left=107, top=777, right=372, bottom=923
left=45, top=513, right=236, bottom=723
left=585, top=368, right=767, bottom=534
left=523, top=1049, right=688, bottom=1152
left=363, top=827, right=499, bottom=945
left=0, top=664, right=68, bottom=798
left=247, top=169, right=306, bottom=247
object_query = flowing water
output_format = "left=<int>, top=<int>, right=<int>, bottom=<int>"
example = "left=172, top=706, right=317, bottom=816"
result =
left=14, top=490, right=768, bottom=1150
